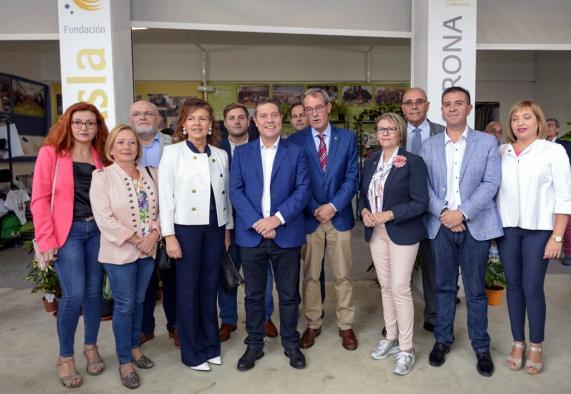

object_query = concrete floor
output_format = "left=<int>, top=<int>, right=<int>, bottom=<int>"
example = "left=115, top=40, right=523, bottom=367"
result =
left=1, top=225, right=571, bottom=394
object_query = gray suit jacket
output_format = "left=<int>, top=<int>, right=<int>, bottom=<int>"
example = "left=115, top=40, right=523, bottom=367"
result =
left=420, top=128, right=503, bottom=241
left=158, top=132, right=172, bottom=157
left=428, top=120, right=445, bottom=136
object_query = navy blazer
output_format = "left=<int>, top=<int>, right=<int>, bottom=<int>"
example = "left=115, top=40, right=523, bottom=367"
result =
left=229, top=138, right=311, bottom=248
left=358, top=147, right=428, bottom=245
left=287, top=125, right=359, bottom=233
left=555, top=138, right=571, bottom=164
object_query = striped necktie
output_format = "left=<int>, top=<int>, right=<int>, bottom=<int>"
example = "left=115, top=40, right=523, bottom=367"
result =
left=317, top=133, right=327, bottom=173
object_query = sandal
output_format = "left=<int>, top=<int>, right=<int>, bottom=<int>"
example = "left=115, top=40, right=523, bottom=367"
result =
left=133, top=354, right=155, bottom=369
left=84, top=345, right=105, bottom=375
left=119, top=366, right=140, bottom=389
left=526, top=344, right=543, bottom=375
left=57, top=357, right=83, bottom=388
left=506, top=341, right=526, bottom=371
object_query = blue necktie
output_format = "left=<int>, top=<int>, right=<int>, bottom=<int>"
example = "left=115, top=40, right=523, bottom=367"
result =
left=411, top=128, right=422, bottom=155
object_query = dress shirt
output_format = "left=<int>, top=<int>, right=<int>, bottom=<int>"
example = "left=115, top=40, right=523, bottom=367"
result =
left=406, top=119, right=430, bottom=152
left=140, top=132, right=161, bottom=168
left=444, top=127, right=468, bottom=211
left=497, top=140, right=571, bottom=230
left=229, top=135, right=249, bottom=158
left=260, top=138, right=285, bottom=224
left=311, top=123, right=331, bottom=152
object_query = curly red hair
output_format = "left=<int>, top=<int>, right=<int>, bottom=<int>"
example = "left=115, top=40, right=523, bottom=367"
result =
left=44, top=102, right=109, bottom=160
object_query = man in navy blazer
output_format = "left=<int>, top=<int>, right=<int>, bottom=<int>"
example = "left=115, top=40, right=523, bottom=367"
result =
left=401, top=87, right=445, bottom=334
left=288, top=88, right=359, bottom=351
left=217, top=103, right=278, bottom=342
left=230, top=99, right=310, bottom=371
left=421, top=87, right=503, bottom=377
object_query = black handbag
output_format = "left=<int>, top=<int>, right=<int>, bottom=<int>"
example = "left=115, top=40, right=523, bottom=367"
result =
left=219, top=251, right=244, bottom=293
left=156, top=239, right=172, bottom=270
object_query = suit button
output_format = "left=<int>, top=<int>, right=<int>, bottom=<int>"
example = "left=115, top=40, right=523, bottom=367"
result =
left=222, top=191, right=225, bottom=194
left=193, top=156, right=197, bottom=160
left=212, top=158, right=216, bottom=162
left=192, top=207, right=196, bottom=211
left=192, top=189, right=196, bottom=193
left=132, top=219, right=136, bottom=222
left=124, top=177, right=128, bottom=181
left=132, top=213, right=135, bottom=216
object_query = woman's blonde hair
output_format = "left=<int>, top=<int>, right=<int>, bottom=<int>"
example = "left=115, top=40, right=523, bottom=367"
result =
left=505, top=100, right=547, bottom=144
left=105, top=124, right=142, bottom=164
left=375, top=112, right=407, bottom=147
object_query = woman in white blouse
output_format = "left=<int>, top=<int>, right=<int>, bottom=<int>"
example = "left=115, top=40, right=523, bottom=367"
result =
left=496, top=100, right=571, bottom=375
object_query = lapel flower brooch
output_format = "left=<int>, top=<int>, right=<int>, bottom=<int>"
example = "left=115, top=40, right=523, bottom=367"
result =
left=393, top=155, right=407, bottom=168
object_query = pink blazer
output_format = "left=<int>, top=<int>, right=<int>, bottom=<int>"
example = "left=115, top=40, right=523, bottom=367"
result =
left=31, top=145, right=104, bottom=252
left=90, top=164, right=160, bottom=265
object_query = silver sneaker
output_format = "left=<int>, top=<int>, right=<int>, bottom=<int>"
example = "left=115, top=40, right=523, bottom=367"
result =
left=371, top=339, right=400, bottom=360
left=393, top=350, right=416, bottom=375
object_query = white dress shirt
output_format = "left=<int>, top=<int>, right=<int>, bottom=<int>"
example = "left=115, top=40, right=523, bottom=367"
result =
left=229, top=135, right=249, bottom=158
left=444, top=127, right=468, bottom=211
left=260, top=138, right=285, bottom=224
left=497, top=139, right=571, bottom=230
left=406, top=119, right=430, bottom=152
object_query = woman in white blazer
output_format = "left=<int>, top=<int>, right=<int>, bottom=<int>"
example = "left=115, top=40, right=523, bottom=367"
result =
left=90, top=125, right=160, bottom=389
left=496, top=100, right=571, bottom=375
left=159, top=98, right=232, bottom=371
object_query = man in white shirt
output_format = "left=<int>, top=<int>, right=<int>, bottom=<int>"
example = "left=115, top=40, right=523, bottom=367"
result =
left=421, top=87, right=503, bottom=377
left=230, top=99, right=310, bottom=371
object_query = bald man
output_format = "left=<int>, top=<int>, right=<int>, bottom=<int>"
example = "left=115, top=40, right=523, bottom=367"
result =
left=484, top=121, right=503, bottom=145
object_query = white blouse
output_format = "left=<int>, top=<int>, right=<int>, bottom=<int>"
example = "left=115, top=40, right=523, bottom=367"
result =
left=496, top=139, right=571, bottom=230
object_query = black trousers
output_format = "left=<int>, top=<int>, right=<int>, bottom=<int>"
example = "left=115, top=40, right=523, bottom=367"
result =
left=241, top=239, right=301, bottom=351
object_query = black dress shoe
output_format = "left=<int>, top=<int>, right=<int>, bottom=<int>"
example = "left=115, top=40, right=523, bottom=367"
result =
left=284, top=348, right=306, bottom=369
left=476, top=351, right=494, bottom=377
left=423, top=322, right=435, bottom=333
left=429, top=342, right=450, bottom=367
left=237, top=347, right=264, bottom=371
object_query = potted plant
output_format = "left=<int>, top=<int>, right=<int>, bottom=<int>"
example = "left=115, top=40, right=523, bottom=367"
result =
left=485, top=242, right=506, bottom=306
left=23, top=241, right=62, bottom=313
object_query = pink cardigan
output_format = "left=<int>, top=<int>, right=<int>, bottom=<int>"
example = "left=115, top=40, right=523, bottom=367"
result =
left=90, top=164, right=160, bottom=265
left=31, top=145, right=104, bottom=253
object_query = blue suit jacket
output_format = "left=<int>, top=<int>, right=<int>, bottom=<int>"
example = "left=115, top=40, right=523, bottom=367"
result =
left=287, top=125, right=359, bottom=233
left=358, top=147, right=428, bottom=244
left=420, top=128, right=503, bottom=241
left=229, top=138, right=311, bottom=248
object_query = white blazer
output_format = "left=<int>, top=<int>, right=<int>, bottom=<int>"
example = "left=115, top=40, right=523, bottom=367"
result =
left=158, top=141, right=233, bottom=236
left=497, top=139, right=571, bottom=230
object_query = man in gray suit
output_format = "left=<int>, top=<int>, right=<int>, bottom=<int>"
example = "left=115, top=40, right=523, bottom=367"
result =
left=421, top=87, right=503, bottom=377
left=401, top=87, right=444, bottom=333
left=129, top=100, right=177, bottom=347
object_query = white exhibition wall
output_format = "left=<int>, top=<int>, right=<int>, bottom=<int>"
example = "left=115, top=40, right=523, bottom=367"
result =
left=0, top=41, right=570, bottom=131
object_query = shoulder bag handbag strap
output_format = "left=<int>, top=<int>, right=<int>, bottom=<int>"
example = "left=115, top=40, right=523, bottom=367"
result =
left=144, top=166, right=154, bottom=183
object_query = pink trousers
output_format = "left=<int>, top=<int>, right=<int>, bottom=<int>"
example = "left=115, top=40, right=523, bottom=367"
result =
left=370, top=225, right=419, bottom=351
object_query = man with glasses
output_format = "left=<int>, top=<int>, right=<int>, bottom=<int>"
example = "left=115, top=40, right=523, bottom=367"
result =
left=288, top=88, right=359, bottom=351
left=128, top=100, right=177, bottom=348
left=484, top=121, right=503, bottom=145
left=401, top=87, right=444, bottom=335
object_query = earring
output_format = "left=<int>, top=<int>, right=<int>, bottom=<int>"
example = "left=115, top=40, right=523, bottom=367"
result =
left=208, top=128, right=212, bottom=135
left=182, top=128, right=188, bottom=135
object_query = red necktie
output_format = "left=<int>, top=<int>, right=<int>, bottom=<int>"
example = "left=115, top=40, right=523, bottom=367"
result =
left=317, top=133, right=327, bottom=173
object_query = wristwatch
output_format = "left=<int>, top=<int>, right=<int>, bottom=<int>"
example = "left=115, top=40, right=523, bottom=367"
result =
left=552, top=235, right=563, bottom=243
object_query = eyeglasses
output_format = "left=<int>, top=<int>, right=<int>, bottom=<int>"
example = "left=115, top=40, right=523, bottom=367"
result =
left=402, top=99, right=427, bottom=108
left=376, top=127, right=398, bottom=135
left=131, top=111, right=156, bottom=118
left=71, top=120, right=98, bottom=129
left=304, top=104, right=327, bottom=114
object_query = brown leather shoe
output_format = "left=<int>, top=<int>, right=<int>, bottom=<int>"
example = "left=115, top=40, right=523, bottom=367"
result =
left=264, top=320, right=278, bottom=338
left=169, top=328, right=180, bottom=348
left=219, top=323, right=237, bottom=342
left=339, top=329, right=358, bottom=351
left=140, top=333, right=155, bottom=346
left=300, top=327, right=321, bottom=349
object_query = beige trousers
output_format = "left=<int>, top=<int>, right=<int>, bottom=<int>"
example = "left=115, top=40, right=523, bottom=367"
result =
left=302, top=221, right=354, bottom=329
left=370, top=225, right=418, bottom=351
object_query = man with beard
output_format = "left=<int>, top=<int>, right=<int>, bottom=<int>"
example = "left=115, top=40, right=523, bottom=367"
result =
left=129, top=100, right=177, bottom=347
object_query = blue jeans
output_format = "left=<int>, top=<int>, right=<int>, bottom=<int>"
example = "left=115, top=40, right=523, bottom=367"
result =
left=54, top=219, right=102, bottom=357
left=103, top=257, right=155, bottom=365
left=496, top=227, right=551, bottom=343
left=241, top=240, right=301, bottom=351
left=431, top=226, right=491, bottom=353
left=218, top=238, right=274, bottom=325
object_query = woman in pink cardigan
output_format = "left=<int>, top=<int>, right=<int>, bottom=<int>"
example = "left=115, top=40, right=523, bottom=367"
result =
left=30, top=102, right=108, bottom=388
left=90, top=124, right=160, bottom=389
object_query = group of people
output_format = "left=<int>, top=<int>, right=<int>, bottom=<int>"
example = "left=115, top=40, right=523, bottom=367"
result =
left=30, top=86, right=571, bottom=389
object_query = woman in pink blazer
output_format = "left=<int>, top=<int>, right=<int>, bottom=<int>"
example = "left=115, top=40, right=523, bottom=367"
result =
left=90, top=124, right=160, bottom=389
left=30, top=102, right=108, bottom=389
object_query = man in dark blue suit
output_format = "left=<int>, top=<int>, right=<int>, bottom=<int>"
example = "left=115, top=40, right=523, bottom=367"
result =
left=217, top=103, right=278, bottom=342
left=288, top=88, right=359, bottom=351
left=230, top=99, right=311, bottom=371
